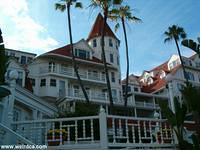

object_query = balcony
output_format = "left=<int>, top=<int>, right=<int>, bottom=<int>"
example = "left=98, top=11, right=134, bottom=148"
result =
left=39, top=66, right=106, bottom=83
left=66, top=89, right=107, bottom=102
left=135, top=101, right=159, bottom=109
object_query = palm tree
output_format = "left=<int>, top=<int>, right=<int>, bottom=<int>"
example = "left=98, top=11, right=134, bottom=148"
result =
left=181, top=37, right=200, bottom=57
left=159, top=97, right=189, bottom=150
left=89, top=0, right=122, bottom=107
left=164, top=25, right=188, bottom=82
left=0, top=28, right=11, bottom=98
left=55, top=0, right=89, bottom=103
left=109, top=5, right=141, bottom=106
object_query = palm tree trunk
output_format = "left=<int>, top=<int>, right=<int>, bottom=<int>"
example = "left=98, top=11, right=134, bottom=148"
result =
left=174, top=38, right=188, bottom=83
left=121, top=18, right=129, bottom=107
left=67, top=3, right=89, bottom=103
left=102, top=8, right=113, bottom=108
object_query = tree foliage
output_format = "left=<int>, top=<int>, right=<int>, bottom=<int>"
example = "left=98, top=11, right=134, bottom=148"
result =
left=164, top=25, right=188, bottom=82
left=0, top=28, right=10, bottom=98
left=181, top=38, right=200, bottom=57
left=55, top=0, right=89, bottom=103
left=108, top=4, right=141, bottom=106
left=159, top=97, right=200, bottom=149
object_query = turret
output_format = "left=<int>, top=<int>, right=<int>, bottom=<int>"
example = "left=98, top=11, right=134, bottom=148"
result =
left=87, top=14, right=122, bottom=102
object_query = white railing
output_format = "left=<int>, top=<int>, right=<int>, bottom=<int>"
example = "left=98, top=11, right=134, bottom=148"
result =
left=106, top=115, right=175, bottom=148
left=11, top=109, right=177, bottom=149
left=67, top=89, right=107, bottom=101
left=12, top=116, right=100, bottom=146
left=39, top=65, right=106, bottom=83
left=0, top=123, right=33, bottom=145
left=135, top=101, right=159, bottom=109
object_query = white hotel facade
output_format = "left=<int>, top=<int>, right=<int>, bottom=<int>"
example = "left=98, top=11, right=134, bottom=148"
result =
left=0, top=14, right=199, bottom=149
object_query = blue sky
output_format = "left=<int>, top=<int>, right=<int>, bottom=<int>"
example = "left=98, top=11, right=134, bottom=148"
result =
left=0, top=0, right=199, bottom=77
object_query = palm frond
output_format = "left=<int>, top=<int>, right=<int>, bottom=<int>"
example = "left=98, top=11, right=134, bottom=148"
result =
left=75, top=2, right=82, bottom=8
left=164, top=25, right=186, bottom=43
left=55, top=3, right=66, bottom=12
left=164, top=37, right=171, bottom=43
left=113, top=0, right=123, bottom=5
left=197, top=37, right=200, bottom=44
left=114, top=23, right=120, bottom=32
left=182, top=39, right=200, bottom=56
left=129, top=16, right=142, bottom=23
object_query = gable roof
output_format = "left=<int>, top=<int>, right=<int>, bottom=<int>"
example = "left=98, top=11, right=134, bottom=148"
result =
left=141, top=64, right=181, bottom=93
left=150, top=61, right=169, bottom=72
left=87, top=13, right=119, bottom=41
left=40, top=41, right=104, bottom=64
left=141, top=78, right=166, bottom=93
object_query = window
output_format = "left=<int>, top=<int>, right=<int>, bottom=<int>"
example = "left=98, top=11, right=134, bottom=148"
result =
left=169, top=63, right=173, bottom=70
left=122, top=85, right=131, bottom=93
left=134, top=87, right=139, bottom=92
left=160, top=71, right=166, bottom=79
left=75, top=49, right=90, bottom=59
left=50, top=79, right=56, bottom=87
left=93, top=39, right=97, bottom=47
left=198, top=74, right=200, bottom=82
left=116, top=41, right=118, bottom=49
left=5, top=51, right=8, bottom=56
left=27, top=57, right=33, bottom=63
left=13, top=109, right=21, bottom=121
left=109, top=38, right=113, bottom=47
left=49, top=62, right=55, bottom=72
left=117, top=56, right=119, bottom=65
left=196, top=62, right=200, bottom=68
left=112, top=89, right=117, bottom=101
left=177, top=83, right=184, bottom=91
left=110, top=53, right=114, bottom=63
left=16, top=71, right=23, bottom=86
left=111, top=72, right=115, bottom=82
left=10, top=52, right=15, bottom=57
left=30, top=78, right=35, bottom=86
left=186, top=72, right=195, bottom=81
left=40, top=79, right=46, bottom=87
left=21, top=56, right=26, bottom=64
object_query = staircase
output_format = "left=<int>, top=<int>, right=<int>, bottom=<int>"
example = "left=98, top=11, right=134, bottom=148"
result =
left=0, top=123, right=34, bottom=145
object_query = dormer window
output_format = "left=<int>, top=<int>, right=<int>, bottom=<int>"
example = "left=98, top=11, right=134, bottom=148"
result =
left=75, top=49, right=90, bottom=59
left=160, top=71, right=166, bottom=79
left=93, top=39, right=97, bottom=47
left=109, top=38, right=113, bottom=47
left=147, top=77, right=153, bottom=85
left=169, top=59, right=180, bottom=70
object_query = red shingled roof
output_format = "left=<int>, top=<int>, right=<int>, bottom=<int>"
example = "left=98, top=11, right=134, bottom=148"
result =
left=141, top=79, right=166, bottom=93
left=150, top=61, right=169, bottom=72
left=45, top=45, right=104, bottom=64
left=87, top=13, right=119, bottom=41
left=141, top=64, right=181, bottom=93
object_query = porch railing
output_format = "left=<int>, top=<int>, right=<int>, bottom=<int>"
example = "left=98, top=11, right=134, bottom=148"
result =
left=39, top=66, right=106, bottom=83
left=11, top=108, right=177, bottom=149
left=67, top=89, right=107, bottom=101
left=0, top=123, right=33, bottom=145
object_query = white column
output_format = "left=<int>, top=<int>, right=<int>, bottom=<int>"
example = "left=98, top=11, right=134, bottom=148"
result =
left=7, top=70, right=18, bottom=128
left=168, top=82, right=175, bottom=113
left=168, top=82, right=179, bottom=145
left=32, top=109, right=37, bottom=120
left=99, top=106, right=108, bottom=149
left=4, top=70, right=18, bottom=144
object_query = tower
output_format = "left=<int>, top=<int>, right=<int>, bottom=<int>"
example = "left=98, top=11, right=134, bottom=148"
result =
left=87, top=14, right=122, bottom=102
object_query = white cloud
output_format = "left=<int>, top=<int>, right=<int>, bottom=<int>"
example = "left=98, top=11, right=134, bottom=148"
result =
left=0, top=0, right=58, bottom=54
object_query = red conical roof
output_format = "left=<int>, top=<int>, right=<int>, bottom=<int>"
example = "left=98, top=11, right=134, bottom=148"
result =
left=87, top=13, right=119, bottom=41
